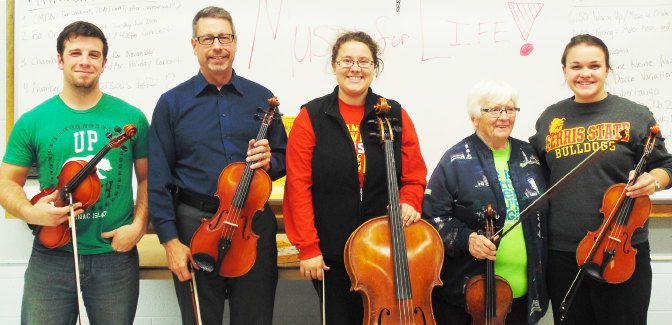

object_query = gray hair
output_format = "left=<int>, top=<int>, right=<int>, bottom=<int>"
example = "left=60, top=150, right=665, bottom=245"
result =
left=466, top=78, right=519, bottom=120
left=192, top=6, right=236, bottom=38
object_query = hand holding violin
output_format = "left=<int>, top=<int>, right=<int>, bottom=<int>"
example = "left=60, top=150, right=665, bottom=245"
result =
left=23, top=189, right=84, bottom=226
left=469, top=232, right=498, bottom=261
left=626, top=170, right=669, bottom=198
left=246, top=139, right=272, bottom=171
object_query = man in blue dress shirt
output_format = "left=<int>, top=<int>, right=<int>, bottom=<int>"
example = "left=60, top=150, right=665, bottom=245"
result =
left=148, top=6, right=287, bottom=325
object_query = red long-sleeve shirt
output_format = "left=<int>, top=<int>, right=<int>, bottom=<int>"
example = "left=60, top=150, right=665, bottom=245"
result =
left=283, top=105, right=427, bottom=260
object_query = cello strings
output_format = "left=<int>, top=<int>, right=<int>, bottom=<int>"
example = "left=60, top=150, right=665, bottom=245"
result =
left=385, top=138, right=406, bottom=323
left=383, top=119, right=413, bottom=324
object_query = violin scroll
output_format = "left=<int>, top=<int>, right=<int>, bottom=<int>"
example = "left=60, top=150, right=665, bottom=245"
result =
left=268, top=96, right=280, bottom=108
left=109, top=125, right=137, bottom=149
left=651, top=124, right=660, bottom=135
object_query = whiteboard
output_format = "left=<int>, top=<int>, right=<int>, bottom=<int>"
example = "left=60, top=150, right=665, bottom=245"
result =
left=13, top=0, right=672, bottom=198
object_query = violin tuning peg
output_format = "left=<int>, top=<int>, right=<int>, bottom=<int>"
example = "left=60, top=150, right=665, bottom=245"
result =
left=257, top=107, right=264, bottom=113
left=369, top=132, right=381, bottom=140
left=367, top=120, right=377, bottom=127
left=390, top=118, right=400, bottom=125
left=253, top=114, right=261, bottom=121
left=105, top=131, right=113, bottom=139
left=393, top=126, right=402, bottom=133
left=114, top=126, right=122, bottom=133
left=275, top=109, right=284, bottom=117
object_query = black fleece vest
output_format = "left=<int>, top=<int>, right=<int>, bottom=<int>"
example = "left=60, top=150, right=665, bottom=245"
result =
left=303, top=87, right=403, bottom=263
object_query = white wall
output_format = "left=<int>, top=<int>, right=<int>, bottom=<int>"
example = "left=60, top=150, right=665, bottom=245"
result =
left=1, top=2, right=671, bottom=324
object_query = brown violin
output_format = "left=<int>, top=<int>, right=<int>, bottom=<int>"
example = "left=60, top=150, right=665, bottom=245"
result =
left=576, top=125, right=659, bottom=283
left=190, top=97, right=280, bottom=277
left=558, top=126, right=659, bottom=321
left=344, top=98, right=444, bottom=325
left=464, top=205, right=512, bottom=325
left=30, top=125, right=138, bottom=248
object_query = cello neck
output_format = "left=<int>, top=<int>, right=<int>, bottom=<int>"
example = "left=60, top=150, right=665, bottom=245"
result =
left=379, top=114, right=413, bottom=301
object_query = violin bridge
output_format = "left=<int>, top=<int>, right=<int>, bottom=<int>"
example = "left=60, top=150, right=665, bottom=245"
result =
left=224, top=221, right=238, bottom=227
left=608, top=236, right=621, bottom=242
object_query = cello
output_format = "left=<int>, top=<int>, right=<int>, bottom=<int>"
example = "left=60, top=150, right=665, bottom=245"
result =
left=344, top=98, right=444, bottom=325
left=190, top=97, right=281, bottom=277
left=30, top=125, right=138, bottom=248
left=559, top=125, right=660, bottom=320
left=464, top=205, right=512, bottom=325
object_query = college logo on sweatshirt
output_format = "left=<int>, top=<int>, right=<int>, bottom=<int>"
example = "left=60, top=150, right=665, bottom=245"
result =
left=545, top=118, right=630, bottom=158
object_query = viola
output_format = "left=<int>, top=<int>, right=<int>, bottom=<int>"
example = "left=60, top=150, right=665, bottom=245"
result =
left=464, top=205, right=512, bottom=325
left=344, top=98, right=444, bottom=325
left=30, top=125, right=138, bottom=248
left=190, top=97, right=281, bottom=278
left=575, top=125, right=659, bottom=284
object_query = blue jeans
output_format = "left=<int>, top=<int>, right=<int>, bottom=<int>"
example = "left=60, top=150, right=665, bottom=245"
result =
left=21, top=238, right=140, bottom=325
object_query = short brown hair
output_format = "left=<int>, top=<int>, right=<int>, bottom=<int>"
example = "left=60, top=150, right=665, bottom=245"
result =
left=57, top=21, right=108, bottom=59
left=192, top=6, right=236, bottom=38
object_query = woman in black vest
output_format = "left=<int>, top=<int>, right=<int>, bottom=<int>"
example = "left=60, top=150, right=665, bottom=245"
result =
left=283, top=31, right=428, bottom=324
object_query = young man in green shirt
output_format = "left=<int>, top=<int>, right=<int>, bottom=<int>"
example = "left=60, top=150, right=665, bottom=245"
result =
left=0, top=21, right=149, bottom=324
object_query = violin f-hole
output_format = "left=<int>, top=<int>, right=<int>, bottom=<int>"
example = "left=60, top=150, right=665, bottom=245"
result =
left=414, top=306, right=429, bottom=325
left=376, top=308, right=391, bottom=325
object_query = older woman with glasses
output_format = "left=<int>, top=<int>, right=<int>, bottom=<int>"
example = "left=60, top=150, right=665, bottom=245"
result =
left=421, top=78, right=548, bottom=325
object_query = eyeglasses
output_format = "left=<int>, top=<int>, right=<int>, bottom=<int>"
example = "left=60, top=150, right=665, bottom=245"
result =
left=480, top=107, right=521, bottom=117
left=336, top=59, right=374, bottom=68
left=195, top=34, right=235, bottom=45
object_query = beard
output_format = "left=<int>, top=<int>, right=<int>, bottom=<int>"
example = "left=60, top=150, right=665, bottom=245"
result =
left=68, top=75, right=97, bottom=92
left=207, top=61, right=230, bottom=72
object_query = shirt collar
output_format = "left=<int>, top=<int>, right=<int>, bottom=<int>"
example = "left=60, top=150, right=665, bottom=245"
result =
left=193, top=69, right=243, bottom=97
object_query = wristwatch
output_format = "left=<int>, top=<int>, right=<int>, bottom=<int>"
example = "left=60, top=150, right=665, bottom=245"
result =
left=654, top=180, right=661, bottom=191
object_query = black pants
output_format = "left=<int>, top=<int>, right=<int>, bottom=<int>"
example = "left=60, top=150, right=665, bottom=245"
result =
left=312, top=262, right=364, bottom=325
left=547, top=241, right=652, bottom=325
left=432, top=295, right=528, bottom=325
left=173, top=202, right=279, bottom=325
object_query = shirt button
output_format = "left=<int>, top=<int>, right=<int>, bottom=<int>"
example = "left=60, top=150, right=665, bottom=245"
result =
left=225, top=135, right=229, bottom=139
left=229, top=156, right=233, bottom=160
left=220, top=94, right=224, bottom=97
left=222, top=114, right=226, bottom=117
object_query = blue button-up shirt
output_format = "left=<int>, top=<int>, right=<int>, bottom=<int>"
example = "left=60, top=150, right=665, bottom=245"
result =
left=148, top=70, right=287, bottom=243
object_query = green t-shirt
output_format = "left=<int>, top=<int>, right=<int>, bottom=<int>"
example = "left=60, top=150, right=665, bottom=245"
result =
left=492, top=143, right=528, bottom=298
left=4, top=94, right=149, bottom=254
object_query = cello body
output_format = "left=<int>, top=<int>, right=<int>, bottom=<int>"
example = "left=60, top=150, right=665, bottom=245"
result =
left=345, top=217, right=443, bottom=325
left=344, top=98, right=443, bottom=325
